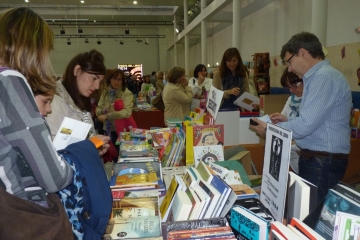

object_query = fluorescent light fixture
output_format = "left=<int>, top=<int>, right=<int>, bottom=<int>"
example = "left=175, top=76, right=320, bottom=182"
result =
left=80, top=0, right=84, bottom=3
left=133, top=1, right=137, bottom=4
left=25, top=0, right=29, bottom=2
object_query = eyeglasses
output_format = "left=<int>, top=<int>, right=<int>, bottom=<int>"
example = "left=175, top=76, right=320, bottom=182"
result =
left=285, top=81, right=302, bottom=90
left=285, top=53, right=295, bottom=66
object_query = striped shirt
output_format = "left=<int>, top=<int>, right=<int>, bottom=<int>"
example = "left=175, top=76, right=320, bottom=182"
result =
left=277, top=60, right=352, bottom=154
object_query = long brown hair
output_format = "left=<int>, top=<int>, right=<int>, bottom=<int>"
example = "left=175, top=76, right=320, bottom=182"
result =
left=62, top=49, right=106, bottom=112
left=219, top=47, right=247, bottom=79
left=0, top=7, right=56, bottom=95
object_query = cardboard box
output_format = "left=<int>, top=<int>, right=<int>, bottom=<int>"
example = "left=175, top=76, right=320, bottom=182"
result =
left=239, top=117, right=260, bottom=144
left=259, top=94, right=290, bottom=116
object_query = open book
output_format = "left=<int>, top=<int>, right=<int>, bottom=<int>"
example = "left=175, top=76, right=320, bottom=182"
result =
left=52, top=117, right=91, bottom=151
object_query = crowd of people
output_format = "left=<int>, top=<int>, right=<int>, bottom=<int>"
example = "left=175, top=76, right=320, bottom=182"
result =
left=0, top=6, right=352, bottom=239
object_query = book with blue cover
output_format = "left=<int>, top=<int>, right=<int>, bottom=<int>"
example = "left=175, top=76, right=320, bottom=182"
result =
left=315, top=189, right=360, bottom=240
left=231, top=206, right=269, bottom=240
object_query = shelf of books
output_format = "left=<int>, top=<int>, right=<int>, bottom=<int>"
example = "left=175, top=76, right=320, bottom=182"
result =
left=102, top=107, right=360, bottom=240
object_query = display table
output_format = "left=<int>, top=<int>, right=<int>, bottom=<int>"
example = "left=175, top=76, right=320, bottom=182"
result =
left=132, top=108, right=166, bottom=129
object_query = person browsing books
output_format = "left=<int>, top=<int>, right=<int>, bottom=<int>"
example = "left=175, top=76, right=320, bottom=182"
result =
left=250, top=32, right=352, bottom=205
left=162, top=66, right=193, bottom=122
left=96, top=69, right=134, bottom=149
left=45, top=50, right=110, bottom=155
left=155, top=71, right=165, bottom=95
left=0, top=7, right=75, bottom=238
left=273, top=67, right=304, bottom=173
left=212, top=48, right=250, bottom=110
left=188, top=64, right=213, bottom=111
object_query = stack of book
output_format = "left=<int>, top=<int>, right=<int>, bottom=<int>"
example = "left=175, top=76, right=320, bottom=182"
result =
left=165, top=118, right=183, bottom=127
left=110, top=160, right=166, bottom=197
left=145, top=127, right=172, bottom=149
left=160, top=161, right=237, bottom=222
left=103, top=195, right=162, bottom=239
left=270, top=219, right=325, bottom=240
left=162, top=217, right=236, bottom=239
left=158, top=128, right=185, bottom=167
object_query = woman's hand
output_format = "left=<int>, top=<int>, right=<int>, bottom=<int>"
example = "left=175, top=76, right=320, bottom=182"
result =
left=94, top=135, right=111, bottom=156
left=181, top=78, right=189, bottom=88
left=197, top=73, right=205, bottom=85
left=249, top=118, right=267, bottom=136
left=228, top=87, right=240, bottom=96
left=270, top=113, right=288, bottom=124
left=97, top=114, right=108, bottom=123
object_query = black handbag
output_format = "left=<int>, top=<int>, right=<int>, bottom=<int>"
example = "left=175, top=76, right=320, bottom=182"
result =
left=152, top=93, right=165, bottom=111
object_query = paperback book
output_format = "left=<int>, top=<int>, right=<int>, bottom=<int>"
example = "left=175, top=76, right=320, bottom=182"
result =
left=120, top=141, right=149, bottom=157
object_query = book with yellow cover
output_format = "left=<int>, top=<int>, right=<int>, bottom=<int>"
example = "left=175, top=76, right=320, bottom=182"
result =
left=110, top=172, right=158, bottom=188
left=159, top=177, right=179, bottom=221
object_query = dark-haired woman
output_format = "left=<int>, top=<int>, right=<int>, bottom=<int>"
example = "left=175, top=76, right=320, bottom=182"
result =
left=188, top=64, right=212, bottom=110
left=46, top=49, right=110, bottom=154
left=213, top=47, right=250, bottom=109
left=96, top=69, right=134, bottom=146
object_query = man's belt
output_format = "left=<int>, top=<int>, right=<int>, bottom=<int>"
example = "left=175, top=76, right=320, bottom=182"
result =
left=296, top=149, right=348, bottom=160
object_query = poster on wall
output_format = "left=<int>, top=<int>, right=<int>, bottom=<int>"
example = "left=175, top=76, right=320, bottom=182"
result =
left=118, top=64, right=143, bottom=80
left=260, top=123, right=292, bottom=223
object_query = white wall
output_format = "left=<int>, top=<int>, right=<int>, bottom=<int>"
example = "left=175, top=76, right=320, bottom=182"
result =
left=175, top=0, right=360, bottom=89
left=50, top=25, right=174, bottom=76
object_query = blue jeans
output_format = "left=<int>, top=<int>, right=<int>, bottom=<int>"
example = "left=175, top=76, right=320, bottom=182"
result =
left=298, top=156, right=348, bottom=206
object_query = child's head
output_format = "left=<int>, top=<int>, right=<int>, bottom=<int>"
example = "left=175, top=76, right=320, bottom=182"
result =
left=34, top=91, right=54, bottom=117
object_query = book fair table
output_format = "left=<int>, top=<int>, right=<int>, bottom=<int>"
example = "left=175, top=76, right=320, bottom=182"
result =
left=132, top=108, right=166, bottom=129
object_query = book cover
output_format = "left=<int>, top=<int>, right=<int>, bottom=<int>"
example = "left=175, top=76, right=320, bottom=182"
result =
left=148, top=128, right=171, bottom=149
left=107, top=216, right=161, bottom=239
left=52, top=117, right=91, bottom=151
left=115, top=172, right=158, bottom=186
left=163, top=217, right=229, bottom=234
left=270, top=221, right=302, bottom=240
left=111, top=190, right=158, bottom=200
left=111, top=196, right=159, bottom=220
left=159, top=177, right=179, bottom=221
left=287, top=171, right=317, bottom=222
left=113, top=161, right=162, bottom=180
left=230, top=184, right=258, bottom=200
left=192, top=124, right=224, bottom=147
left=289, top=218, right=325, bottom=240
left=185, top=187, right=202, bottom=220
left=332, top=211, right=360, bottom=240
left=183, top=169, right=198, bottom=188
left=315, top=189, right=360, bottom=240
left=190, top=183, right=211, bottom=219
left=271, top=229, right=286, bottom=240
left=130, top=128, right=148, bottom=138
left=231, top=206, right=268, bottom=240
left=193, top=145, right=224, bottom=168
left=287, top=225, right=309, bottom=240
left=120, top=141, right=149, bottom=157
left=171, top=190, right=193, bottom=221
left=334, top=182, right=360, bottom=205
left=219, top=190, right=237, bottom=217
left=197, top=179, right=221, bottom=219
left=196, top=160, right=214, bottom=184
left=210, top=175, right=232, bottom=218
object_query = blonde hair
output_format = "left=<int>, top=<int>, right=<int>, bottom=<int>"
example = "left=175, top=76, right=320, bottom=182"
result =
left=0, top=7, right=55, bottom=95
left=166, top=66, right=185, bottom=84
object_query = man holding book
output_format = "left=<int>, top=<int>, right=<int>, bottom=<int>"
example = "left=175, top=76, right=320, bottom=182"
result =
left=251, top=32, right=352, bottom=205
